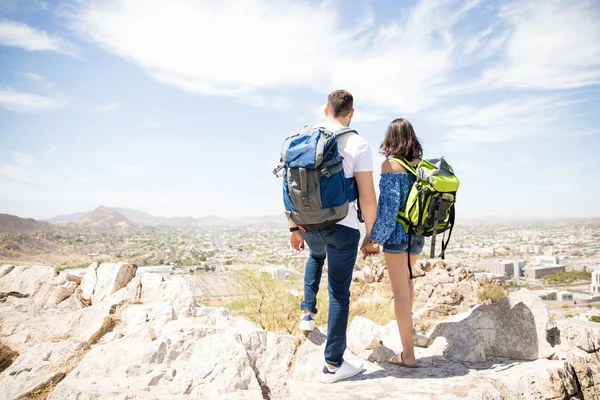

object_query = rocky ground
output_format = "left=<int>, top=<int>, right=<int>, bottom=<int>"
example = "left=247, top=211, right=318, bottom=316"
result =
left=0, top=262, right=599, bottom=400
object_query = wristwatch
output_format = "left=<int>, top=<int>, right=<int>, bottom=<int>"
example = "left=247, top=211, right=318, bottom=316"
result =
left=289, top=227, right=300, bottom=232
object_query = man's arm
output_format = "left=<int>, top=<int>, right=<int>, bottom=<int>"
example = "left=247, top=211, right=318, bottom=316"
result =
left=288, top=217, right=304, bottom=254
left=355, top=171, right=377, bottom=235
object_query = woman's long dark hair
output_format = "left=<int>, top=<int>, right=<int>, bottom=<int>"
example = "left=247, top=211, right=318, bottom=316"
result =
left=379, top=118, right=423, bottom=160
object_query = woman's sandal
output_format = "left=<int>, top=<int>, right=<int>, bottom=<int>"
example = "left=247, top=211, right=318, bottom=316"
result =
left=388, top=352, right=417, bottom=368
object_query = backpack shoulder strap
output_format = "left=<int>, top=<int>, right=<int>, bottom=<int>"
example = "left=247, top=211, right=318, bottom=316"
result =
left=389, top=157, right=417, bottom=176
left=334, top=127, right=358, bottom=137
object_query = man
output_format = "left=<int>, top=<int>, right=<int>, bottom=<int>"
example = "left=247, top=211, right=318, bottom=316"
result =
left=288, top=90, right=378, bottom=383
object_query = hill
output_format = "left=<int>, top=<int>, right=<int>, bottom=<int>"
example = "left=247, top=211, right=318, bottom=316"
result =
left=0, top=214, right=58, bottom=233
left=67, top=206, right=138, bottom=234
left=47, top=207, right=286, bottom=227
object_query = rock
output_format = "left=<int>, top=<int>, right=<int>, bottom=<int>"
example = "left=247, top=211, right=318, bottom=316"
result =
left=241, top=330, right=297, bottom=396
left=291, top=329, right=328, bottom=381
left=90, top=263, right=137, bottom=304
left=79, top=262, right=138, bottom=305
left=0, top=264, right=15, bottom=277
left=142, top=277, right=194, bottom=333
left=78, top=262, right=99, bottom=302
left=347, top=317, right=384, bottom=353
left=556, top=319, right=600, bottom=354
left=0, top=266, right=57, bottom=296
left=488, top=359, right=581, bottom=400
left=33, top=281, right=78, bottom=307
left=427, top=289, right=554, bottom=362
left=50, top=318, right=263, bottom=400
left=0, top=342, right=18, bottom=373
left=140, top=272, right=164, bottom=302
left=366, top=344, right=395, bottom=363
left=0, top=340, right=82, bottom=400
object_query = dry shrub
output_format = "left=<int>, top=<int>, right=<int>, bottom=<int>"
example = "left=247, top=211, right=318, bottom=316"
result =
left=478, top=283, right=508, bottom=304
left=230, top=270, right=396, bottom=334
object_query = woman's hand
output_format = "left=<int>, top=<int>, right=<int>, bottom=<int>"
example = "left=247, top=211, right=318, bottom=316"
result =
left=360, top=235, right=380, bottom=260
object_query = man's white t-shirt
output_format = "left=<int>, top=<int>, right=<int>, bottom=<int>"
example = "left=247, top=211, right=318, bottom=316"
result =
left=317, top=122, right=373, bottom=231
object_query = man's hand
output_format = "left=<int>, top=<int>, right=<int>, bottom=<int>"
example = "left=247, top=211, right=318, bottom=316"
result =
left=290, top=231, right=305, bottom=254
left=360, top=235, right=380, bottom=260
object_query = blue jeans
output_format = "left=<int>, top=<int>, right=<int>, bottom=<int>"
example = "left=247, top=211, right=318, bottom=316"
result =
left=300, top=224, right=360, bottom=367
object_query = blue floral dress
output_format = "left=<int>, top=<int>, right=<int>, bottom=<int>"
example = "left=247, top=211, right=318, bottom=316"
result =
left=371, top=173, right=420, bottom=246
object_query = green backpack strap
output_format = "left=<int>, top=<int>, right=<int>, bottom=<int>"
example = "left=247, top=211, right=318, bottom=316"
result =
left=389, top=157, right=417, bottom=176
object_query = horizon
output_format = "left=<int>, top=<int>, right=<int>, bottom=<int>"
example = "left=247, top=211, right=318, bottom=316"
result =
left=2, top=205, right=599, bottom=224
left=1, top=0, right=599, bottom=220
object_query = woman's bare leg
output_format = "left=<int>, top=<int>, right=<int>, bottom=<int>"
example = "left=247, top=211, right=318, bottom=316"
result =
left=385, top=252, right=416, bottom=366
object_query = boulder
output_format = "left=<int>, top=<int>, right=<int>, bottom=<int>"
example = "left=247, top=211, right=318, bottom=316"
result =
left=427, top=289, right=554, bottom=362
left=78, top=262, right=99, bottom=302
left=241, top=330, right=298, bottom=396
left=50, top=318, right=263, bottom=400
left=0, top=340, right=82, bottom=400
left=32, top=280, right=78, bottom=307
left=0, top=266, right=57, bottom=296
left=79, top=262, right=138, bottom=304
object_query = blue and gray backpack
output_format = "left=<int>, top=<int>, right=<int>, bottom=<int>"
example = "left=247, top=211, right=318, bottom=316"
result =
left=274, top=126, right=359, bottom=228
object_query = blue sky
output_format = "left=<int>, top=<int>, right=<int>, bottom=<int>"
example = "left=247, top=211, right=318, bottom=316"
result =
left=0, top=0, right=599, bottom=220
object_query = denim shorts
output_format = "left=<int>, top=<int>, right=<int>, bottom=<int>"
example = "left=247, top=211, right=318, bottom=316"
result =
left=383, top=236, right=424, bottom=255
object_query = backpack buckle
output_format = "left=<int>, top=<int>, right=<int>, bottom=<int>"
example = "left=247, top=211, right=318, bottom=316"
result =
left=320, top=167, right=332, bottom=178
left=273, top=164, right=285, bottom=177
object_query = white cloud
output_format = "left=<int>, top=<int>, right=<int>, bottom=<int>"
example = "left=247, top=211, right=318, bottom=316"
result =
left=19, top=72, right=44, bottom=82
left=59, top=0, right=600, bottom=119
left=48, top=146, right=57, bottom=154
left=479, top=0, right=600, bottom=90
left=11, top=152, right=32, bottom=166
left=65, top=0, right=486, bottom=115
left=18, top=72, right=54, bottom=88
left=0, top=87, right=67, bottom=112
left=0, top=19, right=80, bottom=57
left=93, top=101, right=122, bottom=111
left=438, top=97, right=580, bottom=145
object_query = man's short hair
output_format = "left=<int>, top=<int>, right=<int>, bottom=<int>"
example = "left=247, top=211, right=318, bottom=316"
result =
left=327, top=90, right=353, bottom=117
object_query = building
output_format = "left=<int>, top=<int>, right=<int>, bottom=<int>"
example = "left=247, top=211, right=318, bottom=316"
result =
left=535, top=256, right=559, bottom=266
left=261, top=265, right=302, bottom=280
left=557, top=291, right=574, bottom=301
left=526, top=264, right=566, bottom=279
left=490, top=261, right=514, bottom=277
left=591, top=270, right=600, bottom=294
left=492, top=260, right=526, bottom=278
left=534, top=289, right=557, bottom=301
left=519, top=245, right=542, bottom=254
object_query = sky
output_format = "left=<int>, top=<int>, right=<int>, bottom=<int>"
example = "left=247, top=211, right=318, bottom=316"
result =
left=0, top=0, right=599, bottom=220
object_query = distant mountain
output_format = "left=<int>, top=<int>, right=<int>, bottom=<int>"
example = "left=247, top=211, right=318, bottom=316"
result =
left=46, top=211, right=88, bottom=224
left=111, top=207, right=158, bottom=224
left=0, top=214, right=59, bottom=233
left=46, top=207, right=286, bottom=228
left=67, top=206, right=138, bottom=234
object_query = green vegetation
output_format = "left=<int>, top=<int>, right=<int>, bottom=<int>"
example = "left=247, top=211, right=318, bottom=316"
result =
left=541, top=271, right=591, bottom=284
left=229, top=270, right=395, bottom=334
left=565, top=314, right=573, bottom=318
left=590, top=316, right=600, bottom=323
left=478, top=283, right=508, bottom=304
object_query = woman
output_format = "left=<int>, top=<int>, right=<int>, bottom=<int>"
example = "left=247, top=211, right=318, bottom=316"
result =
left=367, top=118, right=424, bottom=368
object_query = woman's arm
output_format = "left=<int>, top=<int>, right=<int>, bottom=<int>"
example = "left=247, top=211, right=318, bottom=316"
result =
left=370, top=161, right=405, bottom=245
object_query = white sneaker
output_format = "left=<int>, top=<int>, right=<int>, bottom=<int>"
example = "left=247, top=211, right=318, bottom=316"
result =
left=299, top=314, right=315, bottom=332
left=320, top=360, right=363, bottom=384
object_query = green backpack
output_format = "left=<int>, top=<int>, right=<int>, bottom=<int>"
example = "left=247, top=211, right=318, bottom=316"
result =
left=391, top=157, right=460, bottom=261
